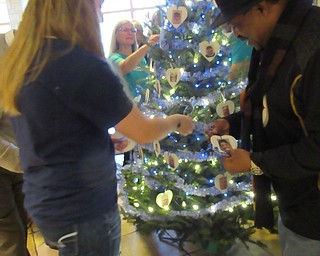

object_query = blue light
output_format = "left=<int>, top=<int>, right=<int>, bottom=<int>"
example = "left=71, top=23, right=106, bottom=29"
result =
left=206, top=84, right=210, bottom=88
left=195, top=84, right=200, bottom=88
left=209, top=179, right=214, bottom=183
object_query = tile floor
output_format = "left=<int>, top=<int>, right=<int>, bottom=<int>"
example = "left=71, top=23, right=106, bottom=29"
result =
left=27, top=220, right=281, bottom=256
left=26, top=155, right=282, bottom=256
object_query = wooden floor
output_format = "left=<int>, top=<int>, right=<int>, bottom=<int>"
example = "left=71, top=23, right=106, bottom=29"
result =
left=27, top=220, right=281, bottom=256
left=27, top=155, right=282, bottom=256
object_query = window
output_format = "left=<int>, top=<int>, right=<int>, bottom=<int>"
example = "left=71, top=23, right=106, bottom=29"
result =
left=0, top=0, right=10, bottom=33
left=101, top=0, right=165, bottom=56
left=0, top=0, right=165, bottom=54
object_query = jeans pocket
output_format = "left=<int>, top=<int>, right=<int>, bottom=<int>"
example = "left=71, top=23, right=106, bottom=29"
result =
left=44, top=230, right=78, bottom=256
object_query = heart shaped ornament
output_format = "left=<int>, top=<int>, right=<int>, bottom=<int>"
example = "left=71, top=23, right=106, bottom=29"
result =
left=215, top=173, right=232, bottom=192
left=199, top=41, right=220, bottom=62
left=138, top=145, right=144, bottom=160
left=216, top=100, right=235, bottom=117
left=153, top=141, right=161, bottom=157
left=133, top=94, right=141, bottom=103
left=166, top=68, right=181, bottom=88
left=262, top=95, right=269, bottom=128
left=163, top=151, right=179, bottom=170
left=211, top=135, right=237, bottom=153
left=167, top=5, right=188, bottom=28
left=156, top=190, right=173, bottom=209
left=154, top=79, right=161, bottom=98
left=145, top=88, right=150, bottom=103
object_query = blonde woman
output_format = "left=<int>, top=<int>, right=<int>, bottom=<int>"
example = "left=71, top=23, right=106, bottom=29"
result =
left=0, top=1, right=193, bottom=255
left=108, top=19, right=159, bottom=97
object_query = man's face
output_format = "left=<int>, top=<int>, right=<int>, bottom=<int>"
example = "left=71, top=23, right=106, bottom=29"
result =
left=219, top=141, right=231, bottom=151
left=228, top=2, right=275, bottom=50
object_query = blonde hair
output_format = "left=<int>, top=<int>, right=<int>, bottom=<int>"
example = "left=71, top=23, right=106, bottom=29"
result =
left=0, top=0, right=104, bottom=115
left=109, top=20, right=137, bottom=55
left=131, top=19, right=143, bottom=32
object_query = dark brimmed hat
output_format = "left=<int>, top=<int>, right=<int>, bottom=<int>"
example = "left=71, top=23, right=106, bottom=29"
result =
left=212, top=0, right=262, bottom=28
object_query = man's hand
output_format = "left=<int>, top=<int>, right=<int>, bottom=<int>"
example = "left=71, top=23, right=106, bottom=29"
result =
left=206, top=118, right=230, bottom=138
left=221, top=149, right=251, bottom=175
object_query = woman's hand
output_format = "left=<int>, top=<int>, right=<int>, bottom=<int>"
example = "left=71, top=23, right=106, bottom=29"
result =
left=148, top=34, right=160, bottom=46
left=174, top=114, right=194, bottom=136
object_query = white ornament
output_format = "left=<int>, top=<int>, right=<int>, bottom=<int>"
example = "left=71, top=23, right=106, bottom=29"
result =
left=215, top=173, right=232, bottom=192
left=262, top=95, right=269, bottom=128
left=133, top=95, right=141, bottom=103
left=138, top=145, right=144, bottom=160
left=145, top=88, right=150, bottom=103
left=199, top=41, right=220, bottom=62
left=156, top=190, right=173, bottom=209
left=216, top=100, right=235, bottom=117
left=163, top=151, right=179, bottom=170
left=211, top=135, right=237, bottom=153
left=167, top=5, right=188, bottom=28
left=154, top=79, right=161, bottom=98
left=153, top=141, right=161, bottom=157
left=166, top=68, right=181, bottom=88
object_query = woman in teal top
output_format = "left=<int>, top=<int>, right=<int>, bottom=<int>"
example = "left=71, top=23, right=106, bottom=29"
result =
left=108, top=20, right=159, bottom=97
left=228, top=34, right=253, bottom=80
left=109, top=52, right=148, bottom=97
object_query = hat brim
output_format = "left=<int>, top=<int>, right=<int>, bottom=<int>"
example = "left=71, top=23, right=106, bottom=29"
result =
left=211, top=0, right=262, bottom=29
left=211, top=13, right=230, bottom=29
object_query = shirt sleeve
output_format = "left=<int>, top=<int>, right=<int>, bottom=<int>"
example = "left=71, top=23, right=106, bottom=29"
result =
left=108, top=53, right=125, bottom=65
left=59, top=56, right=133, bottom=131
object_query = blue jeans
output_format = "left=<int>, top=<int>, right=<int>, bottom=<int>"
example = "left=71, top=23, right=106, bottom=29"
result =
left=37, top=205, right=121, bottom=256
left=278, top=215, right=320, bottom=256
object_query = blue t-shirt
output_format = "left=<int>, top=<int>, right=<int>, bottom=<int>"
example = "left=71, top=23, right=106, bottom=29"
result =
left=109, top=52, right=148, bottom=97
left=11, top=39, right=133, bottom=228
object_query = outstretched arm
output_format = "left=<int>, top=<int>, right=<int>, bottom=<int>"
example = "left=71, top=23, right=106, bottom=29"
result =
left=115, top=105, right=194, bottom=145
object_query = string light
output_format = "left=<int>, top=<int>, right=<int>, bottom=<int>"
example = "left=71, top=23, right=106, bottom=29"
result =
left=193, top=205, right=199, bottom=210
left=134, top=202, right=140, bottom=207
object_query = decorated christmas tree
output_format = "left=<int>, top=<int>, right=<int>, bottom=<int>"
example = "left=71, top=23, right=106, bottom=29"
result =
left=118, top=0, right=266, bottom=254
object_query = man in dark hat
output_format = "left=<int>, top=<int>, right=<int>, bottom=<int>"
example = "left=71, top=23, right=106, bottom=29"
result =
left=209, top=0, right=320, bottom=255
